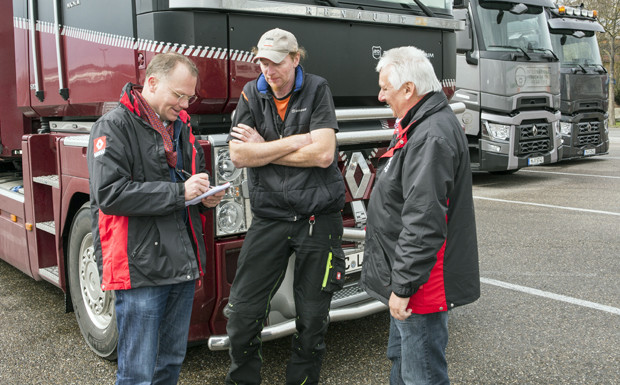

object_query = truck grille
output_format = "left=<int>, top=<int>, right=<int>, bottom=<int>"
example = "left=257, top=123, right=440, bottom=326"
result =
left=577, top=121, right=600, bottom=134
left=519, top=140, right=550, bottom=154
left=517, top=121, right=551, bottom=155
left=577, top=134, right=600, bottom=146
left=577, top=121, right=602, bottom=147
left=519, top=123, right=549, bottom=140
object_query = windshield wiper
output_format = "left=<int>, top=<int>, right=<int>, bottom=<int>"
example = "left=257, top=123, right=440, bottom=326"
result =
left=403, top=0, right=435, bottom=17
left=572, top=64, right=587, bottom=74
left=595, top=64, right=607, bottom=74
left=582, top=64, right=607, bottom=74
left=488, top=45, right=531, bottom=60
left=530, top=48, right=558, bottom=61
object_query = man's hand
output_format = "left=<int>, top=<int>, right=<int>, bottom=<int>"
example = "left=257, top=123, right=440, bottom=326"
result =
left=184, top=173, right=210, bottom=201
left=229, top=126, right=312, bottom=168
left=201, top=189, right=225, bottom=208
left=230, top=123, right=265, bottom=144
left=389, top=292, right=412, bottom=321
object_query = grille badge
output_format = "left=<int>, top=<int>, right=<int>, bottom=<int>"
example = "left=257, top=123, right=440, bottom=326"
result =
left=345, top=152, right=372, bottom=200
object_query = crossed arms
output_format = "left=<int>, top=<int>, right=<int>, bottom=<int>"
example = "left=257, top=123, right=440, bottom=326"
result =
left=229, top=123, right=336, bottom=169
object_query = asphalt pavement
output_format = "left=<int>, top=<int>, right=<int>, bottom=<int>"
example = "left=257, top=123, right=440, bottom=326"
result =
left=1, top=128, right=619, bottom=384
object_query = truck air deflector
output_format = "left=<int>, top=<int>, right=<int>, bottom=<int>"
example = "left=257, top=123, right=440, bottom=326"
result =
left=169, top=0, right=464, bottom=30
left=547, top=18, right=604, bottom=33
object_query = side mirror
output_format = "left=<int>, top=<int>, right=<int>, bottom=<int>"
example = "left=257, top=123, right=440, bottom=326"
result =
left=455, top=9, right=473, bottom=53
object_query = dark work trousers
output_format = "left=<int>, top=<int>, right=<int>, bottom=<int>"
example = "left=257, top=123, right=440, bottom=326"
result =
left=225, top=212, right=344, bottom=385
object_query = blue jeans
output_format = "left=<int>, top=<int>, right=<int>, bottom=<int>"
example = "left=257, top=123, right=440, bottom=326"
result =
left=114, top=280, right=196, bottom=385
left=387, top=312, right=450, bottom=385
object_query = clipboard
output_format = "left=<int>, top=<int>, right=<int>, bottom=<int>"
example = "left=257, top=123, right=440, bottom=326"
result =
left=185, top=182, right=231, bottom=206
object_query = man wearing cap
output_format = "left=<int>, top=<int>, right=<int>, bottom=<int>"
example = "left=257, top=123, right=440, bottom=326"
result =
left=224, top=28, right=346, bottom=385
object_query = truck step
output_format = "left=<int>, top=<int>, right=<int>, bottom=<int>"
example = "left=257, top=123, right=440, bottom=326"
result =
left=33, top=175, right=60, bottom=188
left=333, top=283, right=366, bottom=302
left=0, top=175, right=24, bottom=196
left=39, top=266, right=60, bottom=285
left=36, top=221, right=56, bottom=235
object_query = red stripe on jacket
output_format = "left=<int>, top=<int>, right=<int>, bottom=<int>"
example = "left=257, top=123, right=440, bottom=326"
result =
left=181, top=111, right=203, bottom=275
left=407, top=241, right=447, bottom=314
left=407, top=201, right=450, bottom=314
left=99, top=210, right=131, bottom=290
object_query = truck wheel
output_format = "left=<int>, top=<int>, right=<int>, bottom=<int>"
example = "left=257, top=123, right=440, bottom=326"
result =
left=68, top=203, right=118, bottom=360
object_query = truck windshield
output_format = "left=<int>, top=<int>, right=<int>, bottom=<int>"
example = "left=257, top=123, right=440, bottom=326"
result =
left=476, top=3, right=553, bottom=53
left=550, top=33, right=602, bottom=67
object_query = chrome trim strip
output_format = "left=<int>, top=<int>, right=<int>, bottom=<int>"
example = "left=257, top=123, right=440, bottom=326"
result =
left=28, top=0, right=42, bottom=99
left=343, top=227, right=366, bottom=242
left=207, top=299, right=386, bottom=350
left=335, top=103, right=465, bottom=145
left=52, top=0, right=66, bottom=97
left=63, top=135, right=90, bottom=148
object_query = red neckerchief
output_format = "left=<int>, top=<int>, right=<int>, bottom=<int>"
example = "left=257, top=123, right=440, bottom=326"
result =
left=380, top=118, right=416, bottom=159
left=131, top=89, right=177, bottom=168
left=380, top=93, right=432, bottom=159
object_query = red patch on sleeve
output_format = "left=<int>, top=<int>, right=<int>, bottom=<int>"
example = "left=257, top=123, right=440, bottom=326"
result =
left=93, top=136, right=107, bottom=157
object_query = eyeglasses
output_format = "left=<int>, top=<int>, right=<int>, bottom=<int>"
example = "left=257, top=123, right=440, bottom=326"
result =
left=169, top=87, right=198, bottom=105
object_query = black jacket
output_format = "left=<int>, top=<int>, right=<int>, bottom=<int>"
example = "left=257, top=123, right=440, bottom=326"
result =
left=87, top=83, right=207, bottom=290
left=361, top=91, right=480, bottom=313
left=231, top=66, right=345, bottom=220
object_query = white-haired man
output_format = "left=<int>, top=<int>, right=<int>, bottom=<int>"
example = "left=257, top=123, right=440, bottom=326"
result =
left=361, top=46, right=480, bottom=384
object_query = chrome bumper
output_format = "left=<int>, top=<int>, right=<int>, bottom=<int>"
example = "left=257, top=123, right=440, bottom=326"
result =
left=207, top=299, right=387, bottom=351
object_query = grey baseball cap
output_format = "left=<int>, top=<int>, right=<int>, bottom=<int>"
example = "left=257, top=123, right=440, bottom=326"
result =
left=254, top=28, right=298, bottom=63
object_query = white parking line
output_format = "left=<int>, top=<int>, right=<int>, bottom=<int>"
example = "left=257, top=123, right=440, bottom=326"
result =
left=473, top=196, right=620, bottom=216
left=481, top=277, right=620, bottom=315
left=521, top=169, right=620, bottom=179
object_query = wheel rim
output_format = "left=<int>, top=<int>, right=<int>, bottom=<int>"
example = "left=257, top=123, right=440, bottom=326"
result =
left=78, top=232, right=114, bottom=329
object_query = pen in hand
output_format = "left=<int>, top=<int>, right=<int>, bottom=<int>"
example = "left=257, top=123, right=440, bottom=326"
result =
left=178, top=168, right=210, bottom=182
left=178, top=168, right=192, bottom=179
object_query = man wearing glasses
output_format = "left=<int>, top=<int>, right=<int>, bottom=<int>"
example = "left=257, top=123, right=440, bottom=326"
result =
left=87, top=52, right=224, bottom=384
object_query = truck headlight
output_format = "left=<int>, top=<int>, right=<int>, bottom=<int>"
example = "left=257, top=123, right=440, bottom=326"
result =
left=604, top=119, right=609, bottom=134
left=217, top=201, right=245, bottom=234
left=484, top=123, right=510, bottom=141
left=213, top=146, right=251, bottom=236
left=216, top=149, right=242, bottom=182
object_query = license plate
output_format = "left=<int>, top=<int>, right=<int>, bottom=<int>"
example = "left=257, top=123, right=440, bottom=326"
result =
left=584, top=148, right=596, bottom=156
left=528, top=156, right=544, bottom=166
left=345, top=251, right=363, bottom=273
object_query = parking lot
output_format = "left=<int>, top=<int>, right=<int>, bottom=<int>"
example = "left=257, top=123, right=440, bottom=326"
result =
left=1, top=128, right=619, bottom=384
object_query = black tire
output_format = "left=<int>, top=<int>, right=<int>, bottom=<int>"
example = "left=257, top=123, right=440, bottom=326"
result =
left=68, top=203, right=118, bottom=360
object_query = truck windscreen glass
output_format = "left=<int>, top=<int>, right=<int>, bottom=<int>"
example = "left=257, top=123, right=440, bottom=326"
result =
left=476, top=4, right=553, bottom=52
left=550, top=34, right=602, bottom=67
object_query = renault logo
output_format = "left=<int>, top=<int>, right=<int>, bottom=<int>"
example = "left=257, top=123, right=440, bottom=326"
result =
left=345, top=152, right=372, bottom=199
left=532, top=125, right=538, bottom=136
